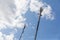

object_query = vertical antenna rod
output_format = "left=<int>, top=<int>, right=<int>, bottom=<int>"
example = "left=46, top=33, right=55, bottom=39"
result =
left=19, top=24, right=26, bottom=40
left=34, top=7, right=43, bottom=40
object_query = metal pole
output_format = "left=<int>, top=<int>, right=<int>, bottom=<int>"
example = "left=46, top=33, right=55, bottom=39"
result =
left=34, top=7, right=43, bottom=40
left=19, top=24, right=26, bottom=40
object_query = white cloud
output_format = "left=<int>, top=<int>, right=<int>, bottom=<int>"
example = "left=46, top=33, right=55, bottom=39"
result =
left=30, top=0, right=44, bottom=13
left=0, top=0, right=54, bottom=30
left=0, top=32, right=4, bottom=40
left=30, top=0, right=54, bottom=20
left=41, top=5, right=54, bottom=20
left=4, top=34, right=14, bottom=40
left=0, top=0, right=55, bottom=40
left=0, top=32, right=15, bottom=40
left=0, top=0, right=29, bottom=29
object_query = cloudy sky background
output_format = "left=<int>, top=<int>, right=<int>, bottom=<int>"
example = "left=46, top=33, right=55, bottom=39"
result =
left=0, top=0, right=60, bottom=40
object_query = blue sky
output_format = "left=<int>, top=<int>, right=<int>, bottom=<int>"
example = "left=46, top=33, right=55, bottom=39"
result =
left=17, top=0, right=60, bottom=40
left=22, top=0, right=60, bottom=40
left=38, top=0, right=60, bottom=40
left=0, top=0, right=60, bottom=40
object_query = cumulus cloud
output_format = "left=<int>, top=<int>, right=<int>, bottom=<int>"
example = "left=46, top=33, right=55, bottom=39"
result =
left=41, top=5, right=54, bottom=20
left=4, top=34, right=14, bottom=40
left=0, top=0, right=55, bottom=40
left=0, top=32, right=15, bottom=40
left=0, top=0, right=29, bottom=29
left=30, top=0, right=54, bottom=20
left=30, top=0, right=44, bottom=13
left=0, top=0, right=54, bottom=30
